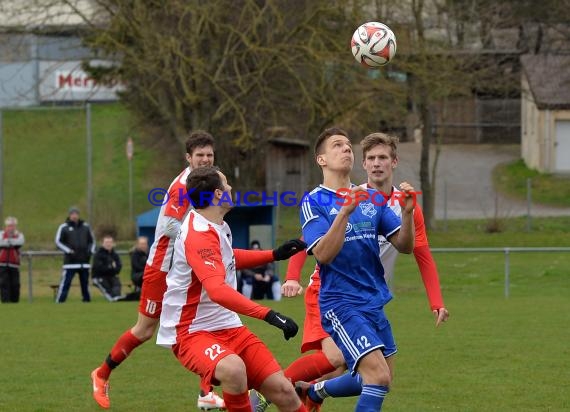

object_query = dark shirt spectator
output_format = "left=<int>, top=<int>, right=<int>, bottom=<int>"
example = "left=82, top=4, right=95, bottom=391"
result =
left=130, top=236, right=149, bottom=290
left=241, top=240, right=280, bottom=300
left=92, top=235, right=123, bottom=301
left=117, top=237, right=149, bottom=302
left=54, top=207, right=95, bottom=303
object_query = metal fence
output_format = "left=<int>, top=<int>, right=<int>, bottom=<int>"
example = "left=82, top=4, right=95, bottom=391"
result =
left=19, top=247, right=570, bottom=303
left=21, top=250, right=131, bottom=303
left=431, top=247, right=570, bottom=298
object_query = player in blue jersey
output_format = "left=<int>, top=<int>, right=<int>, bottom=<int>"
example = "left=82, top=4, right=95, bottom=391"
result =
left=299, top=127, right=415, bottom=411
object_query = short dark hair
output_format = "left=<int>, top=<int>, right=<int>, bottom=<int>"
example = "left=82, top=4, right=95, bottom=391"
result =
left=185, top=130, right=215, bottom=155
left=314, top=127, right=349, bottom=157
left=186, top=166, right=223, bottom=209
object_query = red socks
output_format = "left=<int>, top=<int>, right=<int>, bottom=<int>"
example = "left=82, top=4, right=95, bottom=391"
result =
left=97, top=330, right=143, bottom=380
left=284, top=351, right=336, bottom=384
left=222, top=392, right=251, bottom=412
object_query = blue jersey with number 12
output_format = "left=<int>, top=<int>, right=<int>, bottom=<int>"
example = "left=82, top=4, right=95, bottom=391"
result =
left=300, top=185, right=402, bottom=310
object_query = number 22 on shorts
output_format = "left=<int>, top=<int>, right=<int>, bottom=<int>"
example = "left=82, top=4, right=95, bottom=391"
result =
left=205, top=344, right=226, bottom=361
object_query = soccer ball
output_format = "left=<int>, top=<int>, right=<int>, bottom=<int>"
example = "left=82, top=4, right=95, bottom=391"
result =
left=351, top=22, right=397, bottom=68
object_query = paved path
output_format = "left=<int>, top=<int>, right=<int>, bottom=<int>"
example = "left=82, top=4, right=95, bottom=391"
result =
left=352, top=143, right=570, bottom=219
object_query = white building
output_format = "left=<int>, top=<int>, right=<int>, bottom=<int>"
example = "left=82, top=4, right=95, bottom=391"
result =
left=0, top=0, right=119, bottom=107
left=521, top=54, right=570, bottom=173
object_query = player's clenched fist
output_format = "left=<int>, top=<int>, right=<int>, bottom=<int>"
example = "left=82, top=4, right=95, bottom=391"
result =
left=264, top=310, right=299, bottom=340
left=281, top=279, right=303, bottom=297
left=398, top=181, right=417, bottom=213
left=338, top=187, right=369, bottom=214
left=272, top=239, right=307, bottom=261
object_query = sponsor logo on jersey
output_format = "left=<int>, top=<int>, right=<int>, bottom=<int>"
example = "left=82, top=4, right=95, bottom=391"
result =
left=329, top=208, right=339, bottom=216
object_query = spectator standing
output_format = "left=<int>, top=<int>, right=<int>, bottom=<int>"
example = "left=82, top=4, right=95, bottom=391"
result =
left=54, top=207, right=95, bottom=303
left=0, top=216, right=25, bottom=303
left=92, top=235, right=123, bottom=301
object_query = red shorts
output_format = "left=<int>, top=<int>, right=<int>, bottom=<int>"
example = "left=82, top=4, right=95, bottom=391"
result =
left=138, top=264, right=168, bottom=318
left=301, top=282, right=329, bottom=353
left=173, top=326, right=281, bottom=390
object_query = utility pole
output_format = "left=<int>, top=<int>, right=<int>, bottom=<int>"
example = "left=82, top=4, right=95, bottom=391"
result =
left=126, top=137, right=134, bottom=225
left=86, top=103, right=93, bottom=222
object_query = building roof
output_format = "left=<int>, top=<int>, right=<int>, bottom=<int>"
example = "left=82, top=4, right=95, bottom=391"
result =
left=0, top=0, right=100, bottom=30
left=521, top=54, right=570, bottom=110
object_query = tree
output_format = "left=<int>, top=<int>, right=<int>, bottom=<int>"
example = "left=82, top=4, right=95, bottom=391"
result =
left=60, top=0, right=408, bottom=189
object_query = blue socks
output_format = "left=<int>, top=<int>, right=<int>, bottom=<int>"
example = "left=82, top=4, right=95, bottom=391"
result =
left=356, top=384, right=389, bottom=411
left=309, top=372, right=363, bottom=400
left=307, top=374, right=389, bottom=411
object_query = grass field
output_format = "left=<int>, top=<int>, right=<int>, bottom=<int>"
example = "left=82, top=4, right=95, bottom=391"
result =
left=493, top=159, right=570, bottom=208
left=2, top=226, right=570, bottom=411
left=2, top=258, right=570, bottom=412
left=3, top=107, right=570, bottom=410
left=3, top=104, right=180, bottom=246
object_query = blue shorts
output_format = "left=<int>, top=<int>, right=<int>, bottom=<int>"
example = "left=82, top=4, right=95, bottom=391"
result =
left=321, top=306, right=397, bottom=375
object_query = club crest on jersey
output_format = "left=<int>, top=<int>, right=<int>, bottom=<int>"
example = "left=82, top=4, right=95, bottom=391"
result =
left=359, top=201, right=377, bottom=217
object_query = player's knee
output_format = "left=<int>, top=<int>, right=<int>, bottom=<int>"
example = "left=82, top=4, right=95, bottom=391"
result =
left=214, top=355, right=247, bottom=391
left=131, top=323, right=156, bottom=341
left=322, top=344, right=345, bottom=369
left=265, top=377, right=298, bottom=410
left=326, top=350, right=345, bottom=369
left=358, top=355, right=392, bottom=387
left=361, top=367, right=391, bottom=387
left=377, top=370, right=391, bottom=387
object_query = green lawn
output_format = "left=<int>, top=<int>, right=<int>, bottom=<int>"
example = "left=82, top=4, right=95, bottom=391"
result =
left=3, top=104, right=172, bottom=247
left=3, top=234, right=570, bottom=411
left=493, top=159, right=570, bottom=208
left=4, top=210, right=570, bottom=412
left=3, top=107, right=570, bottom=411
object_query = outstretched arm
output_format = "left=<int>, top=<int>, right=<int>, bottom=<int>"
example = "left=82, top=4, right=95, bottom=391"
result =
left=188, top=232, right=299, bottom=339
left=282, top=244, right=307, bottom=297
left=413, top=205, right=449, bottom=326
left=186, top=232, right=271, bottom=320
left=233, top=239, right=306, bottom=270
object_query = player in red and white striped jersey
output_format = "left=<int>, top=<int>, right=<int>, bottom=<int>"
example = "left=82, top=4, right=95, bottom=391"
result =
left=91, top=132, right=223, bottom=410
left=158, top=166, right=308, bottom=412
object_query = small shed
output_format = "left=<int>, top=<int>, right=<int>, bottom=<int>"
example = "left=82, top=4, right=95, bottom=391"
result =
left=136, top=205, right=275, bottom=251
left=136, top=207, right=161, bottom=246
left=265, top=133, right=310, bottom=196
left=521, top=54, right=570, bottom=173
